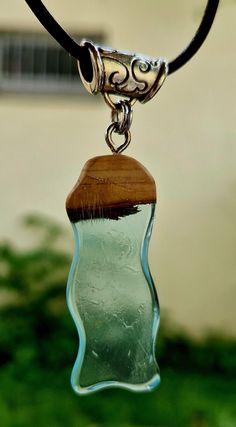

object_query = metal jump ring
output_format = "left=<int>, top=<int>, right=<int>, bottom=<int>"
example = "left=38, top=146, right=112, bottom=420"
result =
left=105, top=123, right=131, bottom=154
left=104, top=93, right=137, bottom=111
left=111, top=101, right=133, bottom=135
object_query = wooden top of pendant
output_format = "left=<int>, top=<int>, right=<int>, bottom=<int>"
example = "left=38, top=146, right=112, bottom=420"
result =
left=66, top=154, right=156, bottom=221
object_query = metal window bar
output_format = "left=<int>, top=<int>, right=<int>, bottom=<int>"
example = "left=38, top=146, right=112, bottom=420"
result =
left=0, top=31, right=104, bottom=95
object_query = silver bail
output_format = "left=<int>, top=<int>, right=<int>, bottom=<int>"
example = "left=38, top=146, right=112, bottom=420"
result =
left=78, top=40, right=168, bottom=103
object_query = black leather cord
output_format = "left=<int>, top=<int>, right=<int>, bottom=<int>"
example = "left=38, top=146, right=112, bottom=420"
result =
left=168, top=0, right=219, bottom=74
left=24, top=0, right=219, bottom=76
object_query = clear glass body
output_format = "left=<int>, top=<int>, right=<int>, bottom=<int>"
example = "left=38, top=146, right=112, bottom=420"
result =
left=67, top=203, right=160, bottom=395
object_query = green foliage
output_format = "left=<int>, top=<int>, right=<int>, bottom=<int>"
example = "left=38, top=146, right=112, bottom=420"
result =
left=0, top=214, right=235, bottom=427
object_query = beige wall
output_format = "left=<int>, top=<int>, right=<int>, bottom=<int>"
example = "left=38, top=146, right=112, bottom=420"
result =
left=0, top=0, right=235, bottom=336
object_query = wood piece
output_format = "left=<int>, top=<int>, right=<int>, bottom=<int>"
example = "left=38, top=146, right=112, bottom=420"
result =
left=66, top=154, right=156, bottom=221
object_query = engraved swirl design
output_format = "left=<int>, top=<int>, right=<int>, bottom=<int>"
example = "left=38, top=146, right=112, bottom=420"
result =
left=105, top=55, right=165, bottom=99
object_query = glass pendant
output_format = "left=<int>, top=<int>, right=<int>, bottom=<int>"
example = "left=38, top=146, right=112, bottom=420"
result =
left=66, top=154, right=160, bottom=394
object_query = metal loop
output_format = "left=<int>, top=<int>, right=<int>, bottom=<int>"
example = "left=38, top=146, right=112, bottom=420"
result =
left=105, top=123, right=131, bottom=154
left=111, top=101, right=133, bottom=135
left=104, top=93, right=137, bottom=111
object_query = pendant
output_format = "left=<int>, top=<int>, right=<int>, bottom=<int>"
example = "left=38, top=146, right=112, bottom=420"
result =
left=66, top=154, right=159, bottom=394
left=66, top=41, right=168, bottom=395
left=23, top=0, right=220, bottom=397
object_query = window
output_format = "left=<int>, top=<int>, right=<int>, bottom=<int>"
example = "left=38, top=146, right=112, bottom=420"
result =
left=0, top=31, right=104, bottom=95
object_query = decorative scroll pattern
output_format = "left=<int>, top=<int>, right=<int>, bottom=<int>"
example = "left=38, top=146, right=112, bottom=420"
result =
left=77, top=41, right=168, bottom=104
left=103, top=54, right=167, bottom=102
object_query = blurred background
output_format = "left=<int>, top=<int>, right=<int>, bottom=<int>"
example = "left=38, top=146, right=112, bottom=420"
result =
left=0, top=0, right=235, bottom=426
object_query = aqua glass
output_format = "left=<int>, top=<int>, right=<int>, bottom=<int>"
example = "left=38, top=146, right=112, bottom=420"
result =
left=67, top=203, right=160, bottom=395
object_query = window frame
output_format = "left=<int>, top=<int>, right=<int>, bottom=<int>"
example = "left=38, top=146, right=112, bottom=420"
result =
left=0, top=30, right=104, bottom=95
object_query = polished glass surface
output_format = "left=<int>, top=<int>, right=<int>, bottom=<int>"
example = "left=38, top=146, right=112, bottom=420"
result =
left=67, top=203, right=160, bottom=394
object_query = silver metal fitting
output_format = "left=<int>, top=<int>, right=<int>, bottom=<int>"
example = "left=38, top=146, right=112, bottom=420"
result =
left=111, top=99, right=133, bottom=135
left=105, top=99, right=133, bottom=154
left=78, top=40, right=168, bottom=104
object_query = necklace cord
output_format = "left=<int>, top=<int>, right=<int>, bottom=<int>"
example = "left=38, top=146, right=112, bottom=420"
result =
left=24, top=0, right=219, bottom=77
